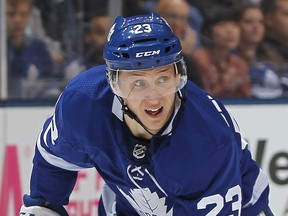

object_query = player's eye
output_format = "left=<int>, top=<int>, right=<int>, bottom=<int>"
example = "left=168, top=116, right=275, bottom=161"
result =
left=157, top=76, right=169, bottom=84
left=134, top=79, right=147, bottom=88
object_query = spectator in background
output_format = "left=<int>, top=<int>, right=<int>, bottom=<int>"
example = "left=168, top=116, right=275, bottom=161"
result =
left=193, top=7, right=251, bottom=99
left=187, top=0, right=241, bottom=20
left=260, top=0, right=288, bottom=93
left=157, top=0, right=197, bottom=56
left=32, top=0, right=108, bottom=68
left=7, top=0, right=55, bottom=99
left=236, top=2, right=283, bottom=99
left=26, top=5, right=65, bottom=75
left=33, top=0, right=78, bottom=57
left=261, top=0, right=288, bottom=65
left=156, top=0, right=203, bottom=87
left=122, top=0, right=151, bottom=17
left=63, top=11, right=110, bottom=81
left=83, top=12, right=110, bottom=68
left=124, top=0, right=203, bottom=50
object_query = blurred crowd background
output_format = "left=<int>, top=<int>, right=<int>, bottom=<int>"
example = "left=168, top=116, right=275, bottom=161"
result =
left=2, top=0, right=288, bottom=100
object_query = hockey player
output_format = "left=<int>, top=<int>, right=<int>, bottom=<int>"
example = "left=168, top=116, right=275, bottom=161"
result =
left=20, top=12, right=274, bottom=215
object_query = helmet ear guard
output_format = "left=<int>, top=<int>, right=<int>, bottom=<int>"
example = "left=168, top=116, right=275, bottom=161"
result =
left=104, top=12, right=187, bottom=98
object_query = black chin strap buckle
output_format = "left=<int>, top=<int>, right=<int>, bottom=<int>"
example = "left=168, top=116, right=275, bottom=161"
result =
left=122, top=105, right=137, bottom=120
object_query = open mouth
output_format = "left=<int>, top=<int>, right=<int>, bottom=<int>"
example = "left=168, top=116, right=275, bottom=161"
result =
left=145, top=107, right=163, bottom=116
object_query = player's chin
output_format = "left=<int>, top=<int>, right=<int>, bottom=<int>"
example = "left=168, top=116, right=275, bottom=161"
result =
left=144, top=118, right=167, bottom=132
left=145, top=125, right=163, bottom=135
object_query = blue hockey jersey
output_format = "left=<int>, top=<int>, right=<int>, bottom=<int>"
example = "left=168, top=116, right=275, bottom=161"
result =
left=30, top=65, right=270, bottom=215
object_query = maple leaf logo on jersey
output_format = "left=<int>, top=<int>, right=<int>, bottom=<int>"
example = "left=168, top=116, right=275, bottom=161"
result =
left=118, top=187, right=173, bottom=216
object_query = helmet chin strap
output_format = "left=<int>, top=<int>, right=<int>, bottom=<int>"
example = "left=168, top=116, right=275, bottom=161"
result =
left=116, top=95, right=156, bottom=137
left=116, top=87, right=186, bottom=138
left=122, top=103, right=156, bottom=137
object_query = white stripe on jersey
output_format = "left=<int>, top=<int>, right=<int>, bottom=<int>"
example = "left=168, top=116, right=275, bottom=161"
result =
left=243, top=169, right=269, bottom=208
left=229, top=112, right=241, bottom=134
left=228, top=111, right=248, bottom=150
left=101, top=184, right=117, bottom=215
left=207, top=95, right=230, bottom=127
left=241, top=137, right=248, bottom=150
left=36, top=131, right=86, bottom=171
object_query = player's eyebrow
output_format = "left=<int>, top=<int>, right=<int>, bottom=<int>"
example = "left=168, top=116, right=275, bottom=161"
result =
left=120, top=65, right=173, bottom=79
left=132, top=66, right=172, bottom=75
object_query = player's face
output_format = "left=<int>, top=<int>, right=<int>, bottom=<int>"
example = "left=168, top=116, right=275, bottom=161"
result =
left=122, top=65, right=177, bottom=138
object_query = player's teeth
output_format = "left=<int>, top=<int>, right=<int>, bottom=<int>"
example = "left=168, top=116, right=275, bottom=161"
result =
left=147, top=108, right=160, bottom=112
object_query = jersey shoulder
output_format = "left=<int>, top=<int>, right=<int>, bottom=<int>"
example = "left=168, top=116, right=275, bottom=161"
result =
left=185, top=81, right=233, bottom=126
left=66, top=65, right=109, bottom=98
left=53, top=65, right=115, bottom=144
left=181, top=82, right=239, bottom=147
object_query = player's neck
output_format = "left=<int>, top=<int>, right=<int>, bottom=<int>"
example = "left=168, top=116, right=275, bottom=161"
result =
left=124, top=115, right=154, bottom=140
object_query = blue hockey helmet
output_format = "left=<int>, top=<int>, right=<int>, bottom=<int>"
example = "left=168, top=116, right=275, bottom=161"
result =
left=104, top=12, right=187, bottom=99
left=104, top=12, right=183, bottom=70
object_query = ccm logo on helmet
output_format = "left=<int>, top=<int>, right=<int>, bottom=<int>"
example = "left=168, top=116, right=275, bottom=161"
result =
left=136, top=50, right=160, bottom=58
